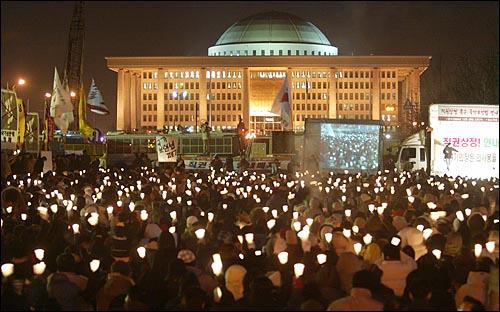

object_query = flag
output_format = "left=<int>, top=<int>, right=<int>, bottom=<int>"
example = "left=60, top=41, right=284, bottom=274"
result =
left=17, top=98, right=26, bottom=149
left=43, top=96, right=50, bottom=150
left=271, top=76, right=292, bottom=130
left=79, top=82, right=95, bottom=139
left=87, top=78, right=109, bottom=115
left=50, top=67, right=74, bottom=134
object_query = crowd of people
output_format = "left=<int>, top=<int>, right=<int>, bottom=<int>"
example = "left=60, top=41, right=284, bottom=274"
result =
left=1, top=149, right=499, bottom=311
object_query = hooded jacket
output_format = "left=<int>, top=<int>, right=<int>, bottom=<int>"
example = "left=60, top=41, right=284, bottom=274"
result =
left=455, top=270, right=490, bottom=309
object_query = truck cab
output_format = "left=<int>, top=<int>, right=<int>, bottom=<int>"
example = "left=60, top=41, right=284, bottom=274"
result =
left=395, top=130, right=427, bottom=172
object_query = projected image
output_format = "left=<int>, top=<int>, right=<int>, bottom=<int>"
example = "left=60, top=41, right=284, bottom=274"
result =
left=320, top=123, right=380, bottom=172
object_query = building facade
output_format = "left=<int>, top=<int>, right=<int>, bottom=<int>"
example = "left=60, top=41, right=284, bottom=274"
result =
left=106, top=11, right=430, bottom=137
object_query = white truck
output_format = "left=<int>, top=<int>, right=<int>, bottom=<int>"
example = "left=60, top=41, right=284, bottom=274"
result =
left=395, top=104, right=499, bottom=179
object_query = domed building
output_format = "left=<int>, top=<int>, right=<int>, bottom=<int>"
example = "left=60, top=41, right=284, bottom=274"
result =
left=208, top=11, right=338, bottom=57
left=107, top=11, right=430, bottom=144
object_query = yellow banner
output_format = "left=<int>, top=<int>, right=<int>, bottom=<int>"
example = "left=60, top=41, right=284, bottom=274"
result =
left=79, top=83, right=94, bottom=139
left=17, top=98, right=26, bottom=149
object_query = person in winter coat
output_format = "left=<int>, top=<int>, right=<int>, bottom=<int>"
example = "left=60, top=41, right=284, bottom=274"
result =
left=398, top=221, right=427, bottom=261
left=375, top=243, right=417, bottom=298
left=326, top=269, right=384, bottom=311
left=455, top=257, right=492, bottom=309
left=95, top=261, right=135, bottom=311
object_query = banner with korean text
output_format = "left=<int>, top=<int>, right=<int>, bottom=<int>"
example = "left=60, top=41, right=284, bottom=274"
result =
left=156, top=136, right=178, bottom=162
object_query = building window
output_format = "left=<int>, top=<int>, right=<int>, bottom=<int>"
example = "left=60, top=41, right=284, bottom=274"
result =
left=261, top=50, right=265, bottom=56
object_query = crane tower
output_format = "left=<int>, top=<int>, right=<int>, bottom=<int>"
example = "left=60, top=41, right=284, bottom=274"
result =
left=63, top=1, right=85, bottom=131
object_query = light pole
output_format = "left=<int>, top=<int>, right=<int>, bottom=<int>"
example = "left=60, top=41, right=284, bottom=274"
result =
left=172, top=90, right=187, bottom=131
left=43, top=92, right=51, bottom=151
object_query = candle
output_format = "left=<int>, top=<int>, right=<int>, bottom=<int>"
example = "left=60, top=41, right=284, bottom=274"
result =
left=317, top=253, right=327, bottom=265
left=324, top=232, right=333, bottom=243
left=34, top=248, right=45, bottom=261
left=89, top=259, right=101, bottom=272
left=137, top=246, right=146, bottom=259
left=293, top=263, right=305, bottom=277
left=354, top=242, right=362, bottom=255
left=474, top=244, right=483, bottom=258
left=278, top=251, right=289, bottom=264
left=1, top=263, right=14, bottom=278
left=245, top=233, right=254, bottom=244
left=195, top=229, right=206, bottom=239
left=432, top=249, right=441, bottom=260
left=363, top=233, right=373, bottom=245
left=33, top=262, right=46, bottom=275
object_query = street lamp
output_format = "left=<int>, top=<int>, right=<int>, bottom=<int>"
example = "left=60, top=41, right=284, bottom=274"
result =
left=172, top=90, right=187, bottom=130
left=43, top=92, right=52, bottom=151
left=5, top=78, right=25, bottom=90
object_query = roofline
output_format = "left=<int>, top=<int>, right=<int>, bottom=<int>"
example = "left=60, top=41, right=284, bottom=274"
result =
left=106, top=55, right=432, bottom=74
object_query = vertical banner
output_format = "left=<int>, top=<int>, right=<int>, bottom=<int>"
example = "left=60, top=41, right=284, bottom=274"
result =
left=25, top=112, right=40, bottom=153
left=156, top=136, right=178, bottom=162
left=1, top=89, right=19, bottom=149
left=17, top=98, right=26, bottom=149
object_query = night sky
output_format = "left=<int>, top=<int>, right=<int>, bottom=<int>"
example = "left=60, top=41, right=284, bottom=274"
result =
left=1, top=1, right=498, bottom=133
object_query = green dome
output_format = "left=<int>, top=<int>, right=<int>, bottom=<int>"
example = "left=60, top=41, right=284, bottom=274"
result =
left=215, top=11, right=332, bottom=46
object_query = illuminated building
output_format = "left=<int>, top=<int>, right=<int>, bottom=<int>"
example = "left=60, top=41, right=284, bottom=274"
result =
left=106, top=11, right=430, bottom=135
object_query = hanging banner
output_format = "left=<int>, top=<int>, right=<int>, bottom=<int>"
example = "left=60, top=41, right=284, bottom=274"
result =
left=25, top=112, right=40, bottom=153
left=156, top=136, right=178, bottom=162
left=1, top=89, right=19, bottom=149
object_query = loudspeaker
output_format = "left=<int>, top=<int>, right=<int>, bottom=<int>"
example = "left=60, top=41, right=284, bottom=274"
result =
left=272, top=131, right=295, bottom=154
